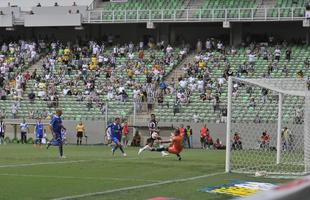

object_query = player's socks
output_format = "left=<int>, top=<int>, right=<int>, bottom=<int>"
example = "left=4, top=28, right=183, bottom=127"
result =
left=138, top=145, right=151, bottom=155
left=59, top=144, right=63, bottom=157
left=119, top=146, right=125, bottom=154
left=112, top=146, right=118, bottom=155
left=161, top=151, right=169, bottom=156
left=142, top=145, right=151, bottom=151
left=177, top=154, right=181, bottom=161
left=46, top=142, right=51, bottom=149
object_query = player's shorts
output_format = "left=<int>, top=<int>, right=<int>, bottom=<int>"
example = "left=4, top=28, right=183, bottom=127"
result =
left=35, top=138, right=42, bottom=144
left=146, top=137, right=155, bottom=146
left=168, top=147, right=182, bottom=155
left=0, top=132, right=4, bottom=138
left=106, top=132, right=111, bottom=141
left=55, top=133, right=62, bottom=140
left=36, top=134, right=43, bottom=139
left=112, top=137, right=120, bottom=145
left=77, top=131, right=83, bottom=138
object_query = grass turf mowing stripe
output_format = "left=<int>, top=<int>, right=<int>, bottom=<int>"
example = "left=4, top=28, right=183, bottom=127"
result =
left=51, top=172, right=226, bottom=200
left=0, top=173, right=161, bottom=182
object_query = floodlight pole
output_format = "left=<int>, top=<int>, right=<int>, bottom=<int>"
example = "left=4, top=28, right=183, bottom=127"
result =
left=225, top=76, right=233, bottom=173
left=276, top=93, right=283, bottom=164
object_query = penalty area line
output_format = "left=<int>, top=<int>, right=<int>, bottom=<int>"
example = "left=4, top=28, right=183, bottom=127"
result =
left=51, top=171, right=226, bottom=200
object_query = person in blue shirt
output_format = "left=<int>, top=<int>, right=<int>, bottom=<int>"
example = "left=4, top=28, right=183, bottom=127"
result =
left=34, top=118, right=44, bottom=148
left=47, top=109, right=66, bottom=158
left=108, top=117, right=126, bottom=156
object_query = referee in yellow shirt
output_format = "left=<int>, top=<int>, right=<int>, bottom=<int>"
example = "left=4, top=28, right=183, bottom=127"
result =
left=76, top=121, right=85, bottom=145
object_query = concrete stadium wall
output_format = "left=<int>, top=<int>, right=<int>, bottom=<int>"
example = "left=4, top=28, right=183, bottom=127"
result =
left=25, top=14, right=82, bottom=27
left=32, top=6, right=87, bottom=16
left=0, top=15, right=13, bottom=27
left=3, top=118, right=303, bottom=149
left=0, top=0, right=93, bottom=11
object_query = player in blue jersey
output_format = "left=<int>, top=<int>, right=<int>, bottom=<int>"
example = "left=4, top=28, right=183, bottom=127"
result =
left=108, top=117, right=126, bottom=156
left=47, top=109, right=66, bottom=158
left=34, top=118, right=44, bottom=148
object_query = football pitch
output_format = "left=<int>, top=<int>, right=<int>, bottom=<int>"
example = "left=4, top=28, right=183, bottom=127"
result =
left=0, top=144, right=288, bottom=200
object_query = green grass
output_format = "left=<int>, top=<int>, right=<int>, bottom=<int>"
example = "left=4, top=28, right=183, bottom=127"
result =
left=0, top=145, right=288, bottom=200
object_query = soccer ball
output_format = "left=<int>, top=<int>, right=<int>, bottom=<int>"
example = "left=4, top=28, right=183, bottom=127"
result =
left=151, top=132, right=159, bottom=139
left=255, top=171, right=267, bottom=177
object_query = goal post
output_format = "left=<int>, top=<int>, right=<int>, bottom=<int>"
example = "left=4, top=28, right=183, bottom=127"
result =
left=225, top=77, right=310, bottom=176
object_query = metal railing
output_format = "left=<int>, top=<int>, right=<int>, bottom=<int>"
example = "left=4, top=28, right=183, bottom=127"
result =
left=84, top=7, right=306, bottom=23
left=87, top=0, right=97, bottom=10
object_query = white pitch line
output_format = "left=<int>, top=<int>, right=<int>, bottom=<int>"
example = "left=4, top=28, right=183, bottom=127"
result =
left=51, top=172, right=226, bottom=200
left=0, top=160, right=89, bottom=168
left=0, top=173, right=161, bottom=183
left=0, top=156, right=162, bottom=168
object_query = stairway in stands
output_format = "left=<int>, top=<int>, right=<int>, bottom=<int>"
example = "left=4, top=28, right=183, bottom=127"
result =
left=132, top=53, right=195, bottom=124
left=181, top=0, right=205, bottom=19
left=255, top=0, right=276, bottom=18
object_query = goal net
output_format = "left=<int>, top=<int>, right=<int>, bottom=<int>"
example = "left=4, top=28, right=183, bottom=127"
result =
left=225, top=77, right=310, bottom=176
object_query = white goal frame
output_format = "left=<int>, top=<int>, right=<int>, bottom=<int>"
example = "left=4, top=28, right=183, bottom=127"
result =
left=225, top=76, right=310, bottom=175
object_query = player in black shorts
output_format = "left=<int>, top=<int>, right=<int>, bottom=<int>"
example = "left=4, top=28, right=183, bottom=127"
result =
left=138, top=114, right=168, bottom=156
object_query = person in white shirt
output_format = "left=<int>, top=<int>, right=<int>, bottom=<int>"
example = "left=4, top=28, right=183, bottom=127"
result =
left=179, top=79, right=187, bottom=89
left=20, top=119, right=29, bottom=144
left=128, top=42, right=134, bottom=52
left=248, top=53, right=256, bottom=64
left=98, top=54, right=103, bottom=67
left=193, top=113, right=200, bottom=123
left=139, top=41, right=144, bottom=50
left=119, top=46, right=125, bottom=56
left=11, top=103, right=18, bottom=119
left=197, top=79, right=204, bottom=93
left=92, top=45, right=99, bottom=55
left=166, top=45, right=173, bottom=54
left=218, top=77, right=226, bottom=86
left=274, top=48, right=281, bottom=61
left=217, top=41, right=223, bottom=52
left=206, top=39, right=211, bottom=51
left=107, top=89, right=114, bottom=100
left=128, top=52, right=134, bottom=60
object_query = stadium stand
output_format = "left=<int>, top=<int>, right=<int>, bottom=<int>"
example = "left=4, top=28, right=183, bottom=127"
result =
left=0, top=41, right=185, bottom=121
left=268, top=0, right=306, bottom=17
left=154, top=41, right=310, bottom=123
left=197, top=0, right=258, bottom=18
left=98, top=0, right=187, bottom=20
